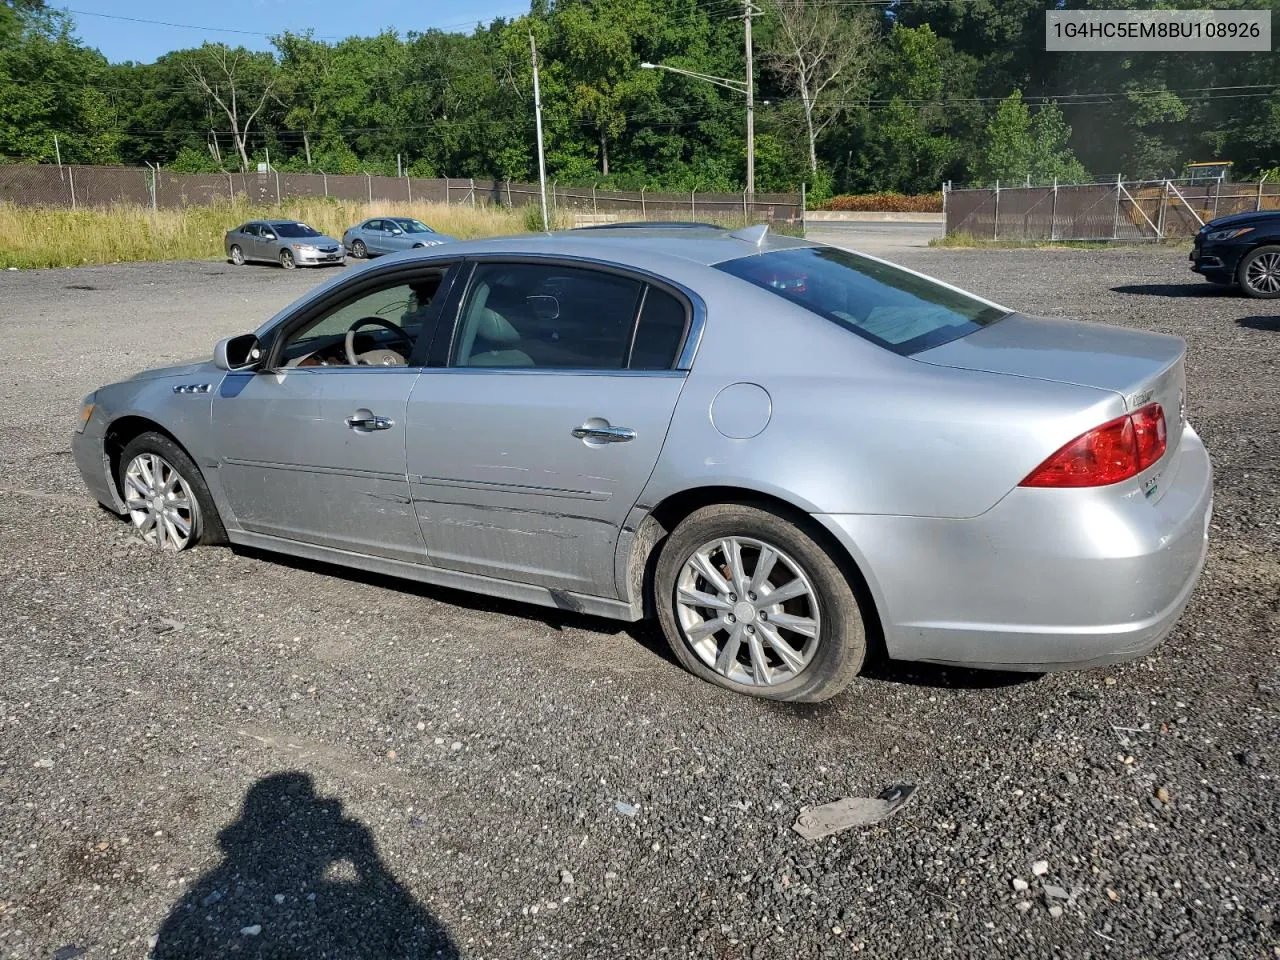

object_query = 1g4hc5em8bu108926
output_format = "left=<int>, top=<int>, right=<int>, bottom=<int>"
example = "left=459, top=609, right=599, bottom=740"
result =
left=71, top=224, right=1213, bottom=703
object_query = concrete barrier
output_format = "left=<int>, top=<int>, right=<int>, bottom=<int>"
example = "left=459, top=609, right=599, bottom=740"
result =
left=806, top=211, right=944, bottom=223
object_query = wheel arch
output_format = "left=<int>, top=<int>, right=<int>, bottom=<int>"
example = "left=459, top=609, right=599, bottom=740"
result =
left=103, top=415, right=194, bottom=503
left=620, top=484, right=886, bottom=659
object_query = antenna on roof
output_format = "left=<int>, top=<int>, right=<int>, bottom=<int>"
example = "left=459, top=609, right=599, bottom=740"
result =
left=729, top=223, right=769, bottom=246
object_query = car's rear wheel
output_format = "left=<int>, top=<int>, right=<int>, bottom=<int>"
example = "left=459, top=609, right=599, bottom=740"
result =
left=118, top=432, right=226, bottom=551
left=229, top=244, right=245, bottom=266
left=654, top=503, right=866, bottom=702
left=352, top=239, right=368, bottom=259
left=1238, top=245, right=1280, bottom=299
left=279, top=249, right=296, bottom=270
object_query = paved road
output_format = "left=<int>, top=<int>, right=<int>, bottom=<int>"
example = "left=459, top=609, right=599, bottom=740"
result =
left=0, top=246, right=1276, bottom=959
left=806, top=221, right=943, bottom=256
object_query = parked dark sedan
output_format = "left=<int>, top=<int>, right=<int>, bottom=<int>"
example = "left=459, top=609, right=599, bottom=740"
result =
left=1190, top=209, right=1280, bottom=298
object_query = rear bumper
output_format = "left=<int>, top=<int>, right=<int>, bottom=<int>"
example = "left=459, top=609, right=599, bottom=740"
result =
left=815, top=425, right=1213, bottom=671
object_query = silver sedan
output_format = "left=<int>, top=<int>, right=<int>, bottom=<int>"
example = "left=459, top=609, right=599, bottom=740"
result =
left=224, top=220, right=345, bottom=269
left=342, top=217, right=455, bottom=258
left=72, top=225, right=1212, bottom=702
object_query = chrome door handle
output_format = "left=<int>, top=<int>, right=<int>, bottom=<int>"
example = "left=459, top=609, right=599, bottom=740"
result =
left=572, top=423, right=636, bottom=443
left=346, top=413, right=394, bottom=431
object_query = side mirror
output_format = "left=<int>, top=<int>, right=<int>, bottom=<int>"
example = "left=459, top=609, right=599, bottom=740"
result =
left=390, top=227, right=403, bottom=236
left=262, top=232, right=276, bottom=241
left=527, top=295, right=560, bottom=322
left=214, top=333, right=264, bottom=371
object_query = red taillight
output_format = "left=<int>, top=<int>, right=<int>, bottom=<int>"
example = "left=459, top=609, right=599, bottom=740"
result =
left=1020, top=403, right=1166, bottom=488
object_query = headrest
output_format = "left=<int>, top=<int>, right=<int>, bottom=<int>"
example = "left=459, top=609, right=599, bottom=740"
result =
left=474, top=307, right=521, bottom=344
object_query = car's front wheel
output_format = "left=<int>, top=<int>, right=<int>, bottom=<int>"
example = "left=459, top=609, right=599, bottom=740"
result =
left=654, top=503, right=866, bottom=702
left=118, top=432, right=226, bottom=551
left=1239, top=245, right=1280, bottom=299
left=279, top=249, right=296, bottom=270
left=229, top=244, right=245, bottom=266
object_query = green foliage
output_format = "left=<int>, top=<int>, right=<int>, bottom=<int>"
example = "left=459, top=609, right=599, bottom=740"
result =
left=974, top=91, right=1088, bottom=186
left=3, top=0, right=1277, bottom=194
left=167, top=145, right=219, bottom=173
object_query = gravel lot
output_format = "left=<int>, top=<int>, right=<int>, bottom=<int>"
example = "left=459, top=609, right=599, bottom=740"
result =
left=0, top=243, right=1276, bottom=960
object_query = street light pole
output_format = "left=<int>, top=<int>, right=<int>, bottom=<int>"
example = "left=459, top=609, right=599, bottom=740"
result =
left=530, top=31, right=550, bottom=232
left=642, top=43, right=759, bottom=199
left=743, top=1, right=754, bottom=199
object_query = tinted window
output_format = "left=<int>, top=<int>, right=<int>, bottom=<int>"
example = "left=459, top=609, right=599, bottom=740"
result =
left=243, top=223, right=261, bottom=237
left=394, top=219, right=434, bottom=234
left=275, top=222, right=322, bottom=239
left=715, top=246, right=1008, bottom=355
left=629, top=287, right=688, bottom=370
left=452, top=263, right=642, bottom=370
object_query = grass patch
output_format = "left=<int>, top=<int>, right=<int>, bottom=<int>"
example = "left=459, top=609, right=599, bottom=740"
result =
left=0, top=199, right=804, bottom=268
left=0, top=199, right=527, bottom=269
left=930, top=232, right=1189, bottom=250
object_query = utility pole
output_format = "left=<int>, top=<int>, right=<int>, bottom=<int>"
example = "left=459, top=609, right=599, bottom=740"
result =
left=54, top=133, right=63, bottom=181
left=530, top=31, right=550, bottom=232
left=744, top=1, right=755, bottom=199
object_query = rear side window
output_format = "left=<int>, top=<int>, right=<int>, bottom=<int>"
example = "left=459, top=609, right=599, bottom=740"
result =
left=715, top=246, right=1008, bottom=355
left=452, top=263, right=643, bottom=369
left=628, top=287, right=689, bottom=370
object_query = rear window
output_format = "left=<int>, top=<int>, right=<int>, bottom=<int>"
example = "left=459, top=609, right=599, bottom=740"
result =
left=715, top=246, right=1008, bottom=355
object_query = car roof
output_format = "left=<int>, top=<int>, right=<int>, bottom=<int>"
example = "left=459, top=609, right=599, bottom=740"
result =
left=437, top=224, right=818, bottom=268
left=265, top=219, right=305, bottom=226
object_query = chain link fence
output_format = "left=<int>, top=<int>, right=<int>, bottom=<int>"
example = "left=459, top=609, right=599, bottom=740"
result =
left=944, top=177, right=1280, bottom=241
left=0, top=163, right=804, bottom=227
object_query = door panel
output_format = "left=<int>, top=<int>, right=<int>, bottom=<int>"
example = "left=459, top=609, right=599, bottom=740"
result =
left=214, top=368, right=424, bottom=561
left=405, top=371, right=683, bottom=596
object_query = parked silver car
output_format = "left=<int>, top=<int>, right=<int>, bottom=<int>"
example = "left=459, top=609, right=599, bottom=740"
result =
left=343, top=217, right=455, bottom=258
left=73, top=225, right=1212, bottom=702
left=224, top=220, right=345, bottom=269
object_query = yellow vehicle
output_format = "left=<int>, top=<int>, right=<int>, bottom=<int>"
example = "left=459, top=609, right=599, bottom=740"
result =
left=1183, top=161, right=1232, bottom=185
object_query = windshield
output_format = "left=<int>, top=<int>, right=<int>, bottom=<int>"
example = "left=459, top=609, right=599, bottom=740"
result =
left=716, top=246, right=1009, bottom=355
left=392, top=219, right=434, bottom=234
left=274, top=222, right=322, bottom=239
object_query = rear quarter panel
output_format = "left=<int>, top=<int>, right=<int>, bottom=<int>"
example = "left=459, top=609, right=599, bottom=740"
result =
left=639, top=276, right=1128, bottom=520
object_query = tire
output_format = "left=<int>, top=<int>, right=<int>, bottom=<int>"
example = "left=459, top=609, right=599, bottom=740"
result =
left=1237, top=245, right=1280, bottom=299
left=229, top=244, right=245, bottom=266
left=352, top=239, right=367, bottom=259
left=118, top=432, right=227, bottom=551
left=279, top=249, right=296, bottom=270
left=654, top=503, right=866, bottom=702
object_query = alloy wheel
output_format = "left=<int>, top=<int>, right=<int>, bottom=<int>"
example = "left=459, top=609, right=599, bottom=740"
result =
left=280, top=249, right=296, bottom=269
left=1245, top=252, right=1280, bottom=295
left=674, top=536, right=821, bottom=687
left=230, top=245, right=244, bottom=266
left=123, top=453, right=197, bottom=551
left=353, top=240, right=367, bottom=258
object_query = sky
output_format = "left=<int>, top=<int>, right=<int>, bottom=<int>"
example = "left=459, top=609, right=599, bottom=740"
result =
left=64, top=0, right=530, bottom=64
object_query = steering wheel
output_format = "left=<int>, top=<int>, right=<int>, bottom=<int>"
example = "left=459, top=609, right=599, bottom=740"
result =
left=344, top=316, right=415, bottom=366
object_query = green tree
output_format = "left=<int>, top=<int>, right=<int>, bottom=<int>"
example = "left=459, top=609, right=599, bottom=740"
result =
left=975, top=90, right=1088, bottom=185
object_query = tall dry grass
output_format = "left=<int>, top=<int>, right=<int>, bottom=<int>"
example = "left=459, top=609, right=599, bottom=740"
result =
left=0, top=199, right=528, bottom=269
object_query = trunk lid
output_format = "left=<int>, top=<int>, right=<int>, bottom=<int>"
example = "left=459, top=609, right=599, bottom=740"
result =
left=915, top=313, right=1187, bottom=456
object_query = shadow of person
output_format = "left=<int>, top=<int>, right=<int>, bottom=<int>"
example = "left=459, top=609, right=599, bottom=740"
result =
left=153, top=772, right=457, bottom=959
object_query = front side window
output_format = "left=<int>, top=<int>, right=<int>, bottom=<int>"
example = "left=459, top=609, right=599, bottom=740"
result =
left=276, top=270, right=448, bottom=367
left=715, top=246, right=1009, bottom=355
left=275, top=222, right=322, bottom=239
left=451, top=263, right=643, bottom=370
left=393, top=219, right=434, bottom=234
